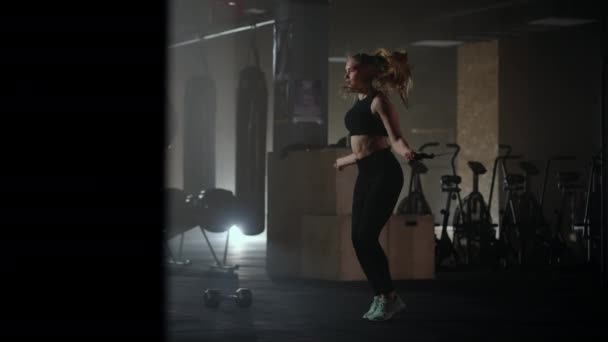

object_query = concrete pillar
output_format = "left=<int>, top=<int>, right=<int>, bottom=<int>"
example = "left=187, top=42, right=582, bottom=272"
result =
left=456, top=40, right=500, bottom=221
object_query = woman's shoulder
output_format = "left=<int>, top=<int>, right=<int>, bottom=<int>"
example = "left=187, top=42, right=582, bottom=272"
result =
left=370, top=90, right=391, bottom=107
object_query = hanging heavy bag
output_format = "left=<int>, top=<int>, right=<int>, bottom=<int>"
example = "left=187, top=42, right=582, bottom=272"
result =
left=235, top=65, right=268, bottom=236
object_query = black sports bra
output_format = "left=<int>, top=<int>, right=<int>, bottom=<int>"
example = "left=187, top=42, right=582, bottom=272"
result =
left=344, top=92, right=388, bottom=137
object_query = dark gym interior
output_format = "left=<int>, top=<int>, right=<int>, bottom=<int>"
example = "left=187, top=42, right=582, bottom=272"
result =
left=162, top=1, right=608, bottom=341
left=3, top=0, right=607, bottom=341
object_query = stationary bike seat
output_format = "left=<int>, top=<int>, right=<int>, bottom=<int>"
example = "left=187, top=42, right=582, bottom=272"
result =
left=467, top=161, right=487, bottom=175
left=441, top=175, right=461, bottom=185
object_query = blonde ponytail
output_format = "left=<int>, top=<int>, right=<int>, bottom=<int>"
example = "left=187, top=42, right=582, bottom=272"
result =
left=373, top=48, right=413, bottom=109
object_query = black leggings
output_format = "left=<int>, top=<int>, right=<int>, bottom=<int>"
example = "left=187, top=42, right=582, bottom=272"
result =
left=352, top=147, right=404, bottom=295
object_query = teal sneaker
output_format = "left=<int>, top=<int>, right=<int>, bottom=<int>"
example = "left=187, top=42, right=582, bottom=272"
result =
left=362, top=296, right=380, bottom=319
left=392, top=294, right=406, bottom=315
left=367, top=294, right=406, bottom=321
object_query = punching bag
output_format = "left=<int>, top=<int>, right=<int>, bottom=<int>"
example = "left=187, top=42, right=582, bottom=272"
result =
left=235, top=65, right=268, bottom=236
left=183, top=74, right=216, bottom=196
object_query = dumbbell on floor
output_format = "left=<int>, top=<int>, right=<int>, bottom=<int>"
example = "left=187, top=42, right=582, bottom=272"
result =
left=203, top=288, right=253, bottom=308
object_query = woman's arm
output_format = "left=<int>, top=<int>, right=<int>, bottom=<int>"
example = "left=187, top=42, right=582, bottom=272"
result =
left=371, top=93, right=415, bottom=161
left=334, top=152, right=357, bottom=171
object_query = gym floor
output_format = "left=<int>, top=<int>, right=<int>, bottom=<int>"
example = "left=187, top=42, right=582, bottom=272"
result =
left=166, top=230, right=607, bottom=342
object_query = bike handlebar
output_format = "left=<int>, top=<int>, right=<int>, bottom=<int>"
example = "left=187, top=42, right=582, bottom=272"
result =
left=446, top=143, right=460, bottom=150
left=412, top=152, right=435, bottom=161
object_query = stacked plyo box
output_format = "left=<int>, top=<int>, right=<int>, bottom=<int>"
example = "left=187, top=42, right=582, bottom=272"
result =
left=386, top=214, right=435, bottom=280
left=267, top=148, right=434, bottom=281
left=267, top=148, right=355, bottom=278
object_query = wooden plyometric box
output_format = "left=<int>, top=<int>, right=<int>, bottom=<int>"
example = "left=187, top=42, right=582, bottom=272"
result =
left=266, top=148, right=358, bottom=278
left=387, top=214, right=435, bottom=279
left=300, top=214, right=388, bottom=281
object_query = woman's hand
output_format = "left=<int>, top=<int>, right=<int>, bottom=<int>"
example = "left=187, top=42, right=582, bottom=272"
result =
left=401, top=146, right=416, bottom=161
left=334, top=153, right=357, bottom=171
left=334, top=158, right=344, bottom=171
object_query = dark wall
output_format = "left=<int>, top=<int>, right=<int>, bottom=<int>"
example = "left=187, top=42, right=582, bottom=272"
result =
left=499, top=23, right=602, bottom=222
left=600, top=14, right=607, bottom=285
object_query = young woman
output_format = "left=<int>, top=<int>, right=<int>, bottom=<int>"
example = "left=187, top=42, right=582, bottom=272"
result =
left=334, top=48, right=415, bottom=321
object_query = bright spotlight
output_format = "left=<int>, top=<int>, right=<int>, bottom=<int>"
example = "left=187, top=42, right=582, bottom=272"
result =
left=228, top=225, right=248, bottom=249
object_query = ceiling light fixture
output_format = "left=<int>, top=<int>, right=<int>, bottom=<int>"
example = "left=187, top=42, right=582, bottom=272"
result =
left=244, top=8, right=267, bottom=15
left=328, top=57, right=347, bottom=63
left=409, top=40, right=464, bottom=47
left=528, top=17, right=597, bottom=27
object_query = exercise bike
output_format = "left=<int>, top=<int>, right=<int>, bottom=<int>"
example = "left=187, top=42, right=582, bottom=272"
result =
left=582, top=149, right=603, bottom=266
left=515, top=160, right=550, bottom=267
left=453, top=160, right=499, bottom=267
left=538, top=155, right=577, bottom=266
left=488, top=145, right=524, bottom=268
left=435, top=143, right=464, bottom=268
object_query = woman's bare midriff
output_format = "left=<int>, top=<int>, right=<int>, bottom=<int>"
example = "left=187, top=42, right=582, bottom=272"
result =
left=350, top=135, right=390, bottom=160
